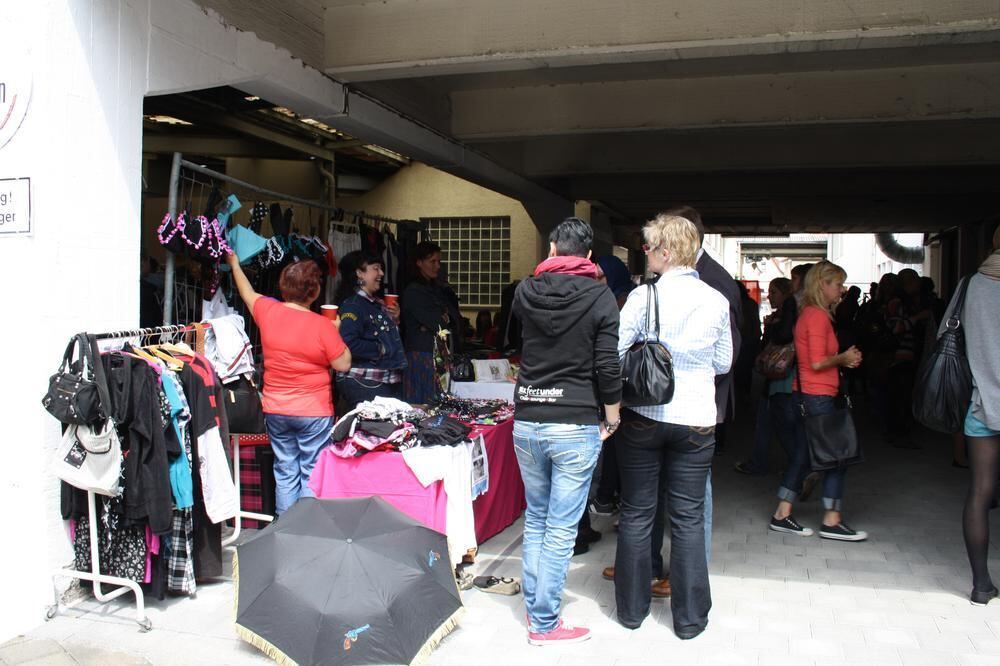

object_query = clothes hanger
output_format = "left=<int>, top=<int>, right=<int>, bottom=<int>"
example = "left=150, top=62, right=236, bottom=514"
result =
left=145, top=345, right=185, bottom=370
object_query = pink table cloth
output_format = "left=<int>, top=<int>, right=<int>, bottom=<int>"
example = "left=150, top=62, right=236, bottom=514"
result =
left=471, top=419, right=525, bottom=543
left=308, top=418, right=524, bottom=545
left=308, top=448, right=448, bottom=535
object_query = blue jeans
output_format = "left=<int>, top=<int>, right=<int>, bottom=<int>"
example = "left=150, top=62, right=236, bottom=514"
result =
left=777, top=394, right=847, bottom=511
left=513, top=420, right=602, bottom=634
left=616, top=410, right=715, bottom=632
left=265, top=413, right=335, bottom=515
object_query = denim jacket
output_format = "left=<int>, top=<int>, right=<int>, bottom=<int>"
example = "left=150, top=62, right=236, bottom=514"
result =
left=338, top=291, right=407, bottom=370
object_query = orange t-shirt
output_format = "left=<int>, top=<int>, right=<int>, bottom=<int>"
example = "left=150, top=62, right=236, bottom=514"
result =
left=252, top=297, right=347, bottom=416
left=794, top=305, right=839, bottom=397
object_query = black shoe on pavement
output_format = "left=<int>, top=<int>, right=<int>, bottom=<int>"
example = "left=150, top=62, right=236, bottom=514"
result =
left=675, top=624, right=706, bottom=640
left=578, top=526, right=602, bottom=544
left=819, top=522, right=868, bottom=542
left=572, top=541, right=590, bottom=556
left=734, top=461, right=765, bottom=476
left=769, top=515, right=814, bottom=537
left=971, top=586, right=998, bottom=606
left=589, top=498, right=618, bottom=515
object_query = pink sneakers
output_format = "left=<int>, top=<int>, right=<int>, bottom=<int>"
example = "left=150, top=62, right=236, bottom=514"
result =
left=527, top=619, right=592, bottom=646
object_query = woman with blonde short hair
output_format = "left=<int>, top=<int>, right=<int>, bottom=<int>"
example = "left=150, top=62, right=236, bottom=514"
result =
left=613, top=213, right=733, bottom=638
left=768, top=260, right=868, bottom=541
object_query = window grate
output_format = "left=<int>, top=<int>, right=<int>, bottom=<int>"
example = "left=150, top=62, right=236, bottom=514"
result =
left=423, top=216, right=511, bottom=308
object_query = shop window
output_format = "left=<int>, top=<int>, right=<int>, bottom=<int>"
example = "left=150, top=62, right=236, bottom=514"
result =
left=424, top=216, right=511, bottom=308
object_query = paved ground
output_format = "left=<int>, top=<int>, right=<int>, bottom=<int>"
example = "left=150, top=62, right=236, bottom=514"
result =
left=7, top=409, right=1000, bottom=665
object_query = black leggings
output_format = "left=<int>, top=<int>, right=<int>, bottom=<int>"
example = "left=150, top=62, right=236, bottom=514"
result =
left=964, top=435, right=1000, bottom=592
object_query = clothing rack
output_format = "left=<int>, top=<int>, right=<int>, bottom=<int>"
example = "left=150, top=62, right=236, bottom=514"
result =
left=47, top=323, right=211, bottom=632
left=162, top=152, right=415, bottom=324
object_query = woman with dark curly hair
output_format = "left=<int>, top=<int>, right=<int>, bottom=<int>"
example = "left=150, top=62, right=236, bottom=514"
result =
left=333, top=250, right=406, bottom=410
left=227, top=252, right=351, bottom=514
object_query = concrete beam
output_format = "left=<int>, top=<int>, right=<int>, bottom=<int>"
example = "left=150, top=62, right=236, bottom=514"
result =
left=451, top=62, right=1000, bottom=139
left=325, top=0, right=1000, bottom=81
left=473, top=120, right=1000, bottom=176
left=148, top=0, right=571, bottom=218
left=142, top=134, right=303, bottom=159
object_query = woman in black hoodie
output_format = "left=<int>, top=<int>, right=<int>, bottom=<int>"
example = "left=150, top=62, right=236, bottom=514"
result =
left=511, top=217, right=622, bottom=646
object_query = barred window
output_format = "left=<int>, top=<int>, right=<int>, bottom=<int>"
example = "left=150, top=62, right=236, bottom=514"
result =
left=424, top=216, right=511, bottom=308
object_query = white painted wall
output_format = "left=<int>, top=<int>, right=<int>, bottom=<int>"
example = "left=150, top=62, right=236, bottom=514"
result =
left=0, top=0, right=335, bottom=642
left=0, top=0, right=150, bottom=640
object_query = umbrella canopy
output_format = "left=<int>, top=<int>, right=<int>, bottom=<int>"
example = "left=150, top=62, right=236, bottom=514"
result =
left=235, top=497, right=463, bottom=665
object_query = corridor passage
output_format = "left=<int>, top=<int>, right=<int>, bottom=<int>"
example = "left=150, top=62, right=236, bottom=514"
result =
left=9, top=413, right=1000, bottom=666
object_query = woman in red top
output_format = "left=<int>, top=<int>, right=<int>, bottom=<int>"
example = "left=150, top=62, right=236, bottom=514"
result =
left=227, top=252, right=352, bottom=515
left=768, top=261, right=868, bottom=542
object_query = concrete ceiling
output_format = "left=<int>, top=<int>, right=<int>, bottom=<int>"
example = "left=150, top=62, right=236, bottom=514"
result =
left=324, top=0, right=1000, bottom=234
left=194, top=0, right=1000, bottom=234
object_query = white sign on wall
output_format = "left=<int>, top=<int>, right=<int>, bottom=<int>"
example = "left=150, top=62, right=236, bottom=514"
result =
left=0, top=47, right=32, bottom=150
left=0, top=178, right=31, bottom=235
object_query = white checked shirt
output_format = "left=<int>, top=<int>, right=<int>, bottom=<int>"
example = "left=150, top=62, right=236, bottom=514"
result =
left=618, top=267, right=733, bottom=427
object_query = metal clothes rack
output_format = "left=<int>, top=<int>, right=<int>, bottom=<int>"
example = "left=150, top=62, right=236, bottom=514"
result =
left=162, top=152, right=414, bottom=325
left=47, top=323, right=211, bottom=632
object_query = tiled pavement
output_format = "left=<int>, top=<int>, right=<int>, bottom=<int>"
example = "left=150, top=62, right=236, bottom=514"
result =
left=7, top=412, right=1000, bottom=665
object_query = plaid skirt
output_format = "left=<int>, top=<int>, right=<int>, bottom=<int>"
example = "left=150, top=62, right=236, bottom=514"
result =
left=403, top=351, right=437, bottom=404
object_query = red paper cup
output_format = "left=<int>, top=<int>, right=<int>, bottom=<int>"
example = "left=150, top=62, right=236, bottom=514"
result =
left=384, top=294, right=399, bottom=308
left=321, top=304, right=339, bottom=320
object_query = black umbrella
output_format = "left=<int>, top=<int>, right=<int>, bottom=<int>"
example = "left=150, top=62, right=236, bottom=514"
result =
left=235, top=497, right=463, bottom=665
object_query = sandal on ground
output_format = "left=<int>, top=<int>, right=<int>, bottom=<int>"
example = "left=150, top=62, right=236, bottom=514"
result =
left=456, top=571, right=474, bottom=591
left=473, top=576, right=521, bottom=595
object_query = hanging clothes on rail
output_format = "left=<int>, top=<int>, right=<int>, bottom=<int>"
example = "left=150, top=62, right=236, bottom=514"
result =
left=326, top=221, right=362, bottom=303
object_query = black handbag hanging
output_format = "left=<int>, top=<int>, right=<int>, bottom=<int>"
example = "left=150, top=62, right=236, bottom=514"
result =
left=912, top=274, right=975, bottom=434
left=795, top=366, right=863, bottom=471
left=621, top=280, right=675, bottom=407
left=224, top=373, right=266, bottom=434
left=41, top=333, right=113, bottom=426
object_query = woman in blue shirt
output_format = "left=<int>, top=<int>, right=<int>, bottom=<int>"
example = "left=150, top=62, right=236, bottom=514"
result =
left=334, top=251, right=407, bottom=410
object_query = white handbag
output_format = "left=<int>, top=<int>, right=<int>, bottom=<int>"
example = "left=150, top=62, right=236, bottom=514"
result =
left=52, top=420, right=122, bottom=496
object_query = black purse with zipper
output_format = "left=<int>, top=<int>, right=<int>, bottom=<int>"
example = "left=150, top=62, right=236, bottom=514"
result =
left=621, top=280, right=675, bottom=407
left=41, top=333, right=113, bottom=426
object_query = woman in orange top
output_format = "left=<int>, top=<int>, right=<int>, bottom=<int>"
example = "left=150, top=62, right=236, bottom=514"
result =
left=767, top=261, right=867, bottom=542
left=227, top=252, right=352, bottom=515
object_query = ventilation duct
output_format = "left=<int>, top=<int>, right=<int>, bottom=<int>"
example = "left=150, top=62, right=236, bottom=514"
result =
left=875, top=233, right=924, bottom=265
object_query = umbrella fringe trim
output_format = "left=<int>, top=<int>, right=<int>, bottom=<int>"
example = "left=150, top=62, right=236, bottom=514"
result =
left=409, top=606, right=465, bottom=666
left=234, top=623, right=298, bottom=666
left=234, top=550, right=298, bottom=666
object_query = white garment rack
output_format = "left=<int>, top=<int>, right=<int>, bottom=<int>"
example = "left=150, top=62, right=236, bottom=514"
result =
left=47, top=323, right=212, bottom=632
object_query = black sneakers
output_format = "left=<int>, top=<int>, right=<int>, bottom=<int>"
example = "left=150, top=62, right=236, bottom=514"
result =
left=769, top=515, right=814, bottom=537
left=819, top=522, right=868, bottom=542
left=589, top=498, right=618, bottom=515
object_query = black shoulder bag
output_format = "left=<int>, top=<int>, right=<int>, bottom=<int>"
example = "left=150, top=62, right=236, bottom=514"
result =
left=224, top=373, right=266, bottom=434
left=912, top=274, right=975, bottom=433
left=794, top=365, right=863, bottom=471
left=621, top=281, right=675, bottom=407
left=41, top=333, right=113, bottom=426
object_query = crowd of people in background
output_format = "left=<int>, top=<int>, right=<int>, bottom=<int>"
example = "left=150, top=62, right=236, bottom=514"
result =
left=220, top=205, right=999, bottom=644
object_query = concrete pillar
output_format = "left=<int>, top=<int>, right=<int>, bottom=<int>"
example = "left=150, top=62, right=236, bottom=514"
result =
left=0, top=0, right=150, bottom=640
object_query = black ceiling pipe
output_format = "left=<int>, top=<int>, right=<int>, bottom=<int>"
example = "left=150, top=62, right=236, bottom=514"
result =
left=875, top=232, right=925, bottom=264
